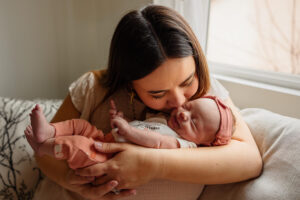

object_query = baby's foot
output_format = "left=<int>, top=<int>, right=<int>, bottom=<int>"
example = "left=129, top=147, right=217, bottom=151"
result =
left=24, top=126, right=55, bottom=156
left=24, top=125, right=40, bottom=152
left=30, top=104, right=55, bottom=143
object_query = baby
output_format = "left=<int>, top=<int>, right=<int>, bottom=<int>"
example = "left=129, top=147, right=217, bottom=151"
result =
left=24, top=96, right=234, bottom=170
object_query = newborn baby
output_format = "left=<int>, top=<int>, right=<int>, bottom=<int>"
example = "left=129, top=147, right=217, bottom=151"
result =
left=24, top=96, right=234, bottom=169
left=112, top=95, right=235, bottom=148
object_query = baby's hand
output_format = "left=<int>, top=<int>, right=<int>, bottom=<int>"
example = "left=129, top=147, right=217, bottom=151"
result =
left=109, top=99, right=124, bottom=117
left=111, top=116, right=132, bottom=136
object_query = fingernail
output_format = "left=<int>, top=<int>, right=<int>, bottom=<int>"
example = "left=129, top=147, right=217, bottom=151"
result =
left=110, top=180, right=118, bottom=187
left=94, top=142, right=102, bottom=149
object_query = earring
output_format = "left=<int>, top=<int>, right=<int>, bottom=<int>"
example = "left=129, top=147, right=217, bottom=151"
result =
left=130, top=89, right=135, bottom=104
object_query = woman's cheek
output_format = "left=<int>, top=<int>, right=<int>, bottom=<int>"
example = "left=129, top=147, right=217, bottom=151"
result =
left=188, top=77, right=199, bottom=98
left=137, top=94, right=165, bottom=110
left=146, top=99, right=165, bottom=110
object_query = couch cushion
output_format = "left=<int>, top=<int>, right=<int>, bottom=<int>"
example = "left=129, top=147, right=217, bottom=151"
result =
left=199, top=108, right=300, bottom=200
left=0, top=97, right=62, bottom=200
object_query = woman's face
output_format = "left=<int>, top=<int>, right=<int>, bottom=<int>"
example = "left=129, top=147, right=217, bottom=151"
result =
left=132, top=56, right=199, bottom=112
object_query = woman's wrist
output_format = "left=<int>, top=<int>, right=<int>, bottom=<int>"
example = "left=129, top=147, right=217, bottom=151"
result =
left=35, top=155, right=70, bottom=185
left=142, top=148, right=167, bottom=180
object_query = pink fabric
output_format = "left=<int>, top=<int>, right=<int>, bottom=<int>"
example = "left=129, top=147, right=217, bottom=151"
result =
left=203, top=96, right=234, bottom=146
left=51, top=119, right=113, bottom=169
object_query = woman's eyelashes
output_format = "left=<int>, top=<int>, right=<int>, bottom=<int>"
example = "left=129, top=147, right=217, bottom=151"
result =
left=152, top=93, right=166, bottom=99
left=181, top=75, right=194, bottom=87
left=183, top=80, right=193, bottom=87
left=151, top=76, right=194, bottom=99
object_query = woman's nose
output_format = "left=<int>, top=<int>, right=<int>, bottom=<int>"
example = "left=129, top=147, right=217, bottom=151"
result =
left=168, top=89, right=186, bottom=108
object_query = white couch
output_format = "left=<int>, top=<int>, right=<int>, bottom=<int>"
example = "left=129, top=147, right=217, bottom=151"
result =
left=0, top=97, right=299, bottom=200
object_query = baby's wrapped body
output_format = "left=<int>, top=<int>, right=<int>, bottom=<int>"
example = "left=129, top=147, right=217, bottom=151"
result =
left=51, top=119, right=111, bottom=169
left=52, top=117, right=196, bottom=169
left=50, top=95, right=234, bottom=170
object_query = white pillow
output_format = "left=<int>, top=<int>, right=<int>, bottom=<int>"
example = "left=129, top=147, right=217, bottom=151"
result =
left=0, top=97, right=62, bottom=200
left=199, top=108, right=300, bottom=200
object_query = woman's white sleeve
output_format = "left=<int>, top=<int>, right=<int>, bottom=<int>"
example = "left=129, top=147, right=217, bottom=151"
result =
left=68, top=72, right=96, bottom=119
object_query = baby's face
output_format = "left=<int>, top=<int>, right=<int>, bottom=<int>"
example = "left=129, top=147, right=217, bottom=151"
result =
left=167, top=99, right=217, bottom=145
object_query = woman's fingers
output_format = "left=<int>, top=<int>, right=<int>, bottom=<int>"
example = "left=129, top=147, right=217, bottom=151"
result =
left=110, top=99, right=117, bottom=111
left=79, top=180, right=119, bottom=198
left=94, top=141, right=128, bottom=154
left=98, top=189, right=137, bottom=200
left=67, top=170, right=95, bottom=185
left=75, top=142, right=132, bottom=176
left=75, top=162, right=107, bottom=177
left=92, top=175, right=112, bottom=186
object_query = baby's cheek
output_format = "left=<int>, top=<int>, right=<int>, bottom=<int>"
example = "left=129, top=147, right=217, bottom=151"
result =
left=180, top=129, right=194, bottom=142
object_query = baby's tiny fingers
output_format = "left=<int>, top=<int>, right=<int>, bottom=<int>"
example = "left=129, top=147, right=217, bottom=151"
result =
left=110, top=99, right=117, bottom=110
left=109, top=109, right=117, bottom=117
left=117, top=111, right=124, bottom=118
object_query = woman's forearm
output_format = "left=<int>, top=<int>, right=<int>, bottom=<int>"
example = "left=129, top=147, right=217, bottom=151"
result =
left=156, top=140, right=261, bottom=184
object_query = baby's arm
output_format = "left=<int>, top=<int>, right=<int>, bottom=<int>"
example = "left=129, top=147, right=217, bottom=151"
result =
left=110, top=99, right=193, bottom=149
left=111, top=116, right=180, bottom=149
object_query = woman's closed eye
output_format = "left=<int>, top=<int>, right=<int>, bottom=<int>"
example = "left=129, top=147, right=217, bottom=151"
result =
left=151, top=92, right=166, bottom=99
left=180, top=74, right=195, bottom=87
left=152, top=94, right=165, bottom=99
left=182, top=79, right=193, bottom=87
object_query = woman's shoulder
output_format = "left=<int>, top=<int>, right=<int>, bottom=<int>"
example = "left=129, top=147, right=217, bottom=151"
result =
left=91, top=69, right=106, bottom=79
left=68, top=69, right=108, bottom=116
left=69, top=69, right=107, bottom=93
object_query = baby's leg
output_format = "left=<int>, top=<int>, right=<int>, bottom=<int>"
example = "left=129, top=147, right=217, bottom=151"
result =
left=54, top=136, right=109, bottom=169
left=25, top=127, right=109, bottom=168
left=29, top=104, right=55, bottom=143
left=52, top=119, right=105, bottom=140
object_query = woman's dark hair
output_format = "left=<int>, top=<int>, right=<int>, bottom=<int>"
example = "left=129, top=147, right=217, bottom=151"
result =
left=102, top=5, right=210, bottom=102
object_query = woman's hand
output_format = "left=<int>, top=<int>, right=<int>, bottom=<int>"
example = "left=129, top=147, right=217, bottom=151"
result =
left=63, top=168, right=137, bottom=200
left=75, top=142, right=162, bottom=190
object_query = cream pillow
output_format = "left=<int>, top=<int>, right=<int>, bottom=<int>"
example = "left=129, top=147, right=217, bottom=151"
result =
left=0, top=97, right=61, bottom=200
left=199, top=108, right=300, bottom=200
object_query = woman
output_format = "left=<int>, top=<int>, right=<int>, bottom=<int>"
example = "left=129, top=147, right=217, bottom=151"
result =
left=34, top=5, right=262, bottom=200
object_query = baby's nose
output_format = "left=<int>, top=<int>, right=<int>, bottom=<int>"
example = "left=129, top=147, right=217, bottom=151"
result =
left=179, top=112, right=188, bottom=122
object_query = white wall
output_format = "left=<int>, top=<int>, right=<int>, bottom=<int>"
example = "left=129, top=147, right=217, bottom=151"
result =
left=0, top=0, right=152, bottom=99
left=218, top=78, right=300, bottom=119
